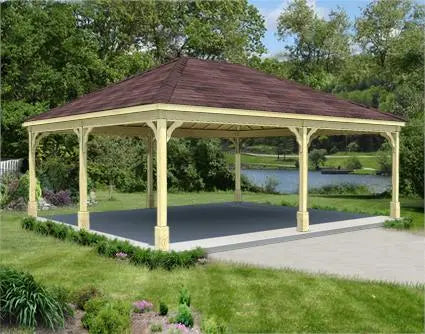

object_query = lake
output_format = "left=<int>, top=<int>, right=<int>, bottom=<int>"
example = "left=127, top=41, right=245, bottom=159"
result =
left=242, top=169, right=391, bottom=194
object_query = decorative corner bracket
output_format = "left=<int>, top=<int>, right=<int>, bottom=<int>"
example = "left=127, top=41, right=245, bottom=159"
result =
left=146, top=120, right=183, bottom=142
left=380, top=131, right=397, bottom=149
left=288, top=127, right=318, bottom=148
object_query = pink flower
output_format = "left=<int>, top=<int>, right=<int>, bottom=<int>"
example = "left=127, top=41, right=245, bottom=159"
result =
left=133, top=300, right=153, bottom=313
left=116, top=252, right=128, bottom=259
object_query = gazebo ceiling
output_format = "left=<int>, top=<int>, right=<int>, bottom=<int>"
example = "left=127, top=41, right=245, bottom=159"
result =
left=29, top=57, right=404, bottom=123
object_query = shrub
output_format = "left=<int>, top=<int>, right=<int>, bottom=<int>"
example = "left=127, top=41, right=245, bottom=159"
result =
left=81, top=297, right=108, bottom=328
left=43, top=189, right=72, bottom=206
left=263, top=176, right=279, bottom=194
left=73, top=285, right=103, bottom=310
left=49, top=286, right=74, bottom=318
left=178, top=287, right=191, bottom=307
left=309, top=149, right=327, bottom=169
left=347, top=141, right=359, bottom=152
left=21, top=218, right=206, bottom=270
left=159, top=301, right=168, bottom=316
left=150, top=323, right=163, bottom=332
left=83, top=300, right=131, bottom=334
left=345, top=156, right=362, bottom=170
left=202, top=317, right=227, bottom=334
left=175, top=303, right=194, bottom=327
left=384, top=217, right=413, bottom=230
left=310, top=183, right=371, bottom=195
left=0, top=266, right=66, bottom=329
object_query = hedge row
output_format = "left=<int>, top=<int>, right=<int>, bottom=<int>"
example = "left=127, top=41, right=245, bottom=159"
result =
left=21, top=217, right=206, bottom=270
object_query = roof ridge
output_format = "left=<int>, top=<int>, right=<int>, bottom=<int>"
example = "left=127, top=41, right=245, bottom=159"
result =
left=155, top=57, right=189, bottom=103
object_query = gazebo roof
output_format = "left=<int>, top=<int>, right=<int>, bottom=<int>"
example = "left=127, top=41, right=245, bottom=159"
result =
left=30, top=57, right=403, bottom=122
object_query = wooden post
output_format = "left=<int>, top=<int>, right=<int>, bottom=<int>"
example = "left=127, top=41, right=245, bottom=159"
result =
left=234, top=137, right=242, bottom=202
left=155, top=119, right=169, bottom=250
left=75, top=127, right=92, bottom=229
left=27, top=131, right=38, bottom=217
left=146, top=135, right=154, bottom=208
left=391, top=132, right=400, bottom=218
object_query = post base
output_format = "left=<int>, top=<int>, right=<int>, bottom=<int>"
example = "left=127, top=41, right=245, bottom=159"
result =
left=296, top=211, right=309, bottom=232
left=234, top=189, right=242, bottom=202
left=155, top=226, right=169, bottom=251
left=78, top=211, right=90, bottom=229
left=390, top=201, right=400, bottom=219
left=27, top=201, right=37, bottom=217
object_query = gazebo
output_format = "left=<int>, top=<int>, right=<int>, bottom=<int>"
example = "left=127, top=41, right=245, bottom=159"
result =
left=23, top=57, right=405, bottom=251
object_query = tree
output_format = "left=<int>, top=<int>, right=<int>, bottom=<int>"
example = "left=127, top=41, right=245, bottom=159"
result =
left=275, top=137, right=294, bottom=160
left=277, top=0, right=350, bottom=85
left=309, top=149, right=327, bottom=169
left=347, top=142, right=360, bottom=152
left=355, top=0, right=414, bottom=68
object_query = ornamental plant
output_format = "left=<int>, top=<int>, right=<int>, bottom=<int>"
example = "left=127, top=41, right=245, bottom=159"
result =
left=115, top=252, right=128, bottom=259
left=133, top=300, right=153, bottom=313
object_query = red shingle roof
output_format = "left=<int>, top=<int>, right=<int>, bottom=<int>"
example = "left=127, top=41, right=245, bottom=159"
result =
left=29, top=57, right=404, bottom=122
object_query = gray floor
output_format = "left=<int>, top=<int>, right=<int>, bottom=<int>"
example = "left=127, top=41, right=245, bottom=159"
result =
left=210, top=228, right=425, bottom=284
left=48, top=202, right=369, bottom=245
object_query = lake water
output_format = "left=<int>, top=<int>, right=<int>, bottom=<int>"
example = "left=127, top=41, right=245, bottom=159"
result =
left=242, top=169, right=391, bottom=194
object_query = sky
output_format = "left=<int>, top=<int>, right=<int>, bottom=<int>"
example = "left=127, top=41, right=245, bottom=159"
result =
left=248, top=0, right=372, bottom=57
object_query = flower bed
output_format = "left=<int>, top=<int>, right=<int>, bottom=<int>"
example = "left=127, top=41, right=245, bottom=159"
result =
left=21, top=216, right=206, bottom=270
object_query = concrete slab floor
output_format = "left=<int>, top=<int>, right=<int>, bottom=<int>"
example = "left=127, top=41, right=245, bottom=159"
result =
left=47, top=202, right=372, bottom=246
left=210, top=228, right=425, bottom=285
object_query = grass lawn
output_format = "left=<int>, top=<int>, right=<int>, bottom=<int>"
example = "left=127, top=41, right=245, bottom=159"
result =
left=1, top=211, right=423, bottom=332
left=224, top=152, right=381, bottom=171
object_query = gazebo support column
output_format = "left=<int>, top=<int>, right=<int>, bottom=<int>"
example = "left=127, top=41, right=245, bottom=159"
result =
left=382, top=131, right=400, bottom=218
left=234, top=138, right=242, bottom=202
left=27, top=131, right=43, bottom=217
left=289, top=127, right=318, bottom=232
left=146, top=135, right=155, bottom=208
left=74, top=127, right=92, bottom=229
left=147, top=119, right=182, bottom=251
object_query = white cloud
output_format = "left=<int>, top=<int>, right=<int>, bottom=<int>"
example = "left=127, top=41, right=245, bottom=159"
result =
left=260, top=1, right=290, bottom=31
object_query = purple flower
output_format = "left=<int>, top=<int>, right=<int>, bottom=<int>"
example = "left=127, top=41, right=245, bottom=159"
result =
left=115, top=252, right=128, bottom=259
left=174, top=323, right=188, bottom=333
left=133, top=300, right=153, bottom=313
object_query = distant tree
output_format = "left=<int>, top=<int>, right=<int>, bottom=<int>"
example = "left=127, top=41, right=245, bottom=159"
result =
left=377, top=142, right=392, bottom=175
left=345, top=157, right=362, bottom=170
left=309, top=149, right=327, bottom=169
left=347, top=141, right=360, bottom=152
left=275, top=137, right=294, bottom=160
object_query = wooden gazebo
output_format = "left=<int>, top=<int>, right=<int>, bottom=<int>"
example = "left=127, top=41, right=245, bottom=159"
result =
left=23, top=57, right=405, bottom=250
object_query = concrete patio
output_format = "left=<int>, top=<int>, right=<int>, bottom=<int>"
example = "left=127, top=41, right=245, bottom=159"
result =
left=45, top=202, right=388, bottom=252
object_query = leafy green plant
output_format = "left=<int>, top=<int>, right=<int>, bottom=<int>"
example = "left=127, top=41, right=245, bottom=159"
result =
left=384, top=217, right=413, bottom=230
left=175, top=303, right=194, bottom=327
left=21, top=217, right=206, bottom=270
left=73, top=285, right=103, bottom=310
left=178, top=287, right=191, bottom=307
left=150, top=323, right=163, bottom=332
left=82, top=299, right=131, bottom=334
left=0, top=266, right=66, bottom=329
left=159, top=301, right=168, bottom=316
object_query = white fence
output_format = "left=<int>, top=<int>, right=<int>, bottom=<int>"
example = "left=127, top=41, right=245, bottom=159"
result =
left=0, top=159, right=23, bottom=179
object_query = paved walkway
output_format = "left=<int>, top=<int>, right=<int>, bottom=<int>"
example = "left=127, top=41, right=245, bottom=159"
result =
left=210, top=228, right=425, bottom=284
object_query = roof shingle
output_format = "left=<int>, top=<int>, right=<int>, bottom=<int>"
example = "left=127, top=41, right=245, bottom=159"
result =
left=29, top=57, right=404, bottom=122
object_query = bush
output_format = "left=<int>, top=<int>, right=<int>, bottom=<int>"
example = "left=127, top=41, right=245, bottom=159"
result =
left=150, top=323, right=163, bottom=332
left=83, top=300, right=131, bottom=334
left=21, top=217, right=206, bottom=270
left=159, top=301, right=168, bottom=316
left=345, top=156, right=362, bottom=170
left=0, top=266, right=66, bottom=329
left=73, top=285, right=103, bottom=310
left=309, top=149, right=327, bottom=169
left=263, top=176, right=279, bottom=194
left=81, top=297, right=108, bottom=328
left=0, top=172, right=41, bottom=209
left=310, top=183, right=371, bottom=195
left=347, top=141, right=360, bottom=152
left=43, top=189, right=72, bottom=206
left=175, top=303, right=194, bottom=327
left=384, top=217, right=413, bottom=230
left=178, top=287, right=191, bottom=307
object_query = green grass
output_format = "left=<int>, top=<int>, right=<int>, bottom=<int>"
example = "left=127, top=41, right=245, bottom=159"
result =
left=224, top=151, right=381, bottom=171
left=1, top=212, right=423, bottom=332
